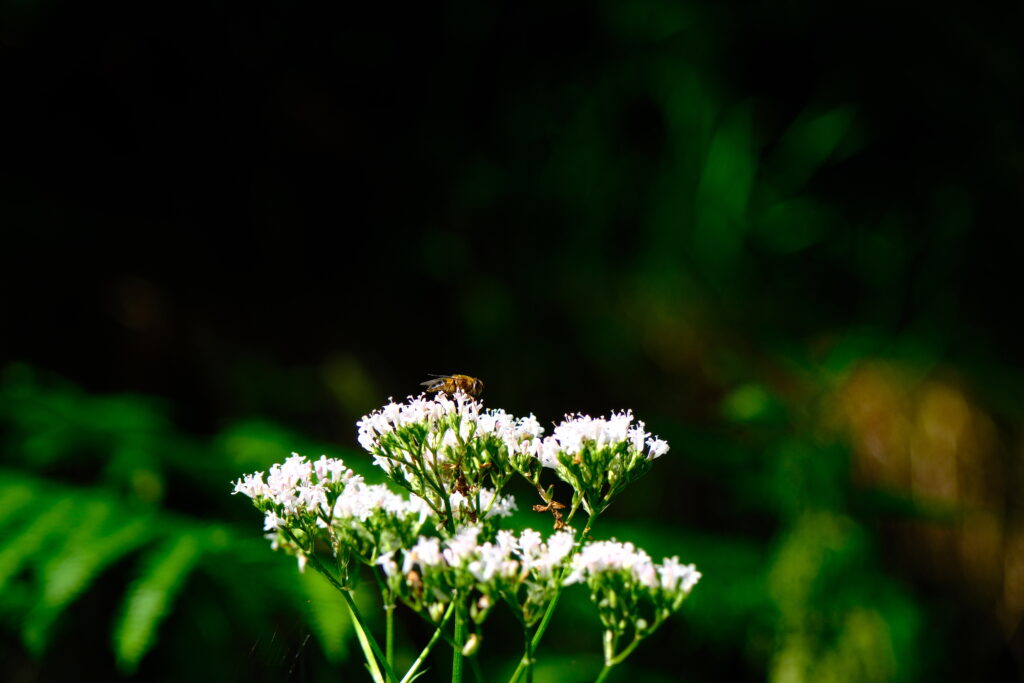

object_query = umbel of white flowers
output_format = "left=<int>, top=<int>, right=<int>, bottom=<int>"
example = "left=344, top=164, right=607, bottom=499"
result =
left=232, top=391, right=699, bottom=681
left=355, top=391, right=671, bottom=521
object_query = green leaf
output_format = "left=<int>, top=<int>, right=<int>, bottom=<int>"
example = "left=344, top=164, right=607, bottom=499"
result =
left=113, top=532, right=204, bottom=673
left=0, top=497, right=77, bottom=590
left=0, top=480, right=35, bottom=530
left=772, top=106, right=856, bottom=193
left=695, top=106, right=756, bottom=273
left=22, top=499, right=154, bottom=653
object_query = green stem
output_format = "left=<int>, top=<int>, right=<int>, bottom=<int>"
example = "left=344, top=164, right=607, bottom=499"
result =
left=523, top=622, right=534, bottom=683
left=593, top=633, right=643, bottom=682
left=607, top=636, right=643, bottom=666
left=593, top=663, right=615, bottom=683
left=400, top=602, right=455, bottom=683
left=340, top=586, right=400, bottom=683
left=469, top=644, right=485, bottom=683
left=506, top=583, right=560, bottom=683
left=410, top=607, right=461, bottom=650
left=442, top=492, right=456, bottom=534
left=305, top=560, right=387, bottom=683
left=452, top=600, right=467, bottom=683
left=386, top=604, right=395, bottom=673
left=350, top=607, right=386, bottom=683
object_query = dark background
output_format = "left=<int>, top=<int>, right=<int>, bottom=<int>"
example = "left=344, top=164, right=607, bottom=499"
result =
left=3, top=1, right=1024, bottom=681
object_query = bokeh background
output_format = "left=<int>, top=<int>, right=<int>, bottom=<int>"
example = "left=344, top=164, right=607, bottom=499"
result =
left=3, top=1, right=1024, bottom=681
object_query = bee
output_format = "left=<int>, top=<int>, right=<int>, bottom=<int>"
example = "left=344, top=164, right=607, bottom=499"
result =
left=420, top=374, right=485, bottom=397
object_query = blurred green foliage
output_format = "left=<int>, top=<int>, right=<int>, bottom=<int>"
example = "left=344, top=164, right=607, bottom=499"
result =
left=0, top=366, right=371, bottom=680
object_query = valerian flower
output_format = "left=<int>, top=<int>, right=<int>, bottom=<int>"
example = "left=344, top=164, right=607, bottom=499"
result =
left=565, top=539, right=700, bottom=643
left=534, top=411, right=669, bottom=516
left=233, top=391, right=698, bottom=681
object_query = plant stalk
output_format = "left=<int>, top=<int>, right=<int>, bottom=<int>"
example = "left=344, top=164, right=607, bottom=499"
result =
left=386, top=604, right=395, bottom=673
left=452, top=600, right=466, bottom=683
left=400, top=602, right=455, bottom=683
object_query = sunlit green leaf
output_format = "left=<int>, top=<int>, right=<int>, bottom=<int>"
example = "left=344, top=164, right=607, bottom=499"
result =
left=113, top=532, right=204, bottom=673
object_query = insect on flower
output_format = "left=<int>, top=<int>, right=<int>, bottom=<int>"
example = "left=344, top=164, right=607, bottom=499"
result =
left=420, top=374, right=485, bottom=397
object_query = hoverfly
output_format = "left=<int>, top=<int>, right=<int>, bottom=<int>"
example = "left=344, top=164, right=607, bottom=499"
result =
left=420, top=374, right=485, bottom=397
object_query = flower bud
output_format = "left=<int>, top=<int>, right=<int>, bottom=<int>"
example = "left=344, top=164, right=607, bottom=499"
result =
left=461, top=633, right=481, bottom=657
left=428, top=602, right=446, bottom=622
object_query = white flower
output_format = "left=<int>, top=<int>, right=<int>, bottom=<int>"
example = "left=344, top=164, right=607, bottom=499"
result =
left=528, top=411, right=669, bottom=471
left=376, top=551, right=398, bottom=578
left=647, top=438, right=670, bottom=459
left=657, top=556, right=701, bottom=593
left=526, top=530, right=576, bottom=577
left=478, top=489, right=518, bottom=519
left=495, top=529, right=518, bottom=555
left=468, top=540, right=519, bottom=582
left=263, top=510, right=284, bottom=531
left=332, top=482, right=426, bottom=525
left=537, top=438, right=560, bottom=469
left=403, top=537, right=442, bottom=573
left=232, top=472, right=268, bottom=498
left=235, top=454, right=360, bottom=518
left=545, top=531, right=576, bottom=565
left=442, top=527, right=481, bottom=566
left=565, top=540, right=655, bottom=586
left=519, top=529, right=543, bottom=557
left=565, top=539, right=700, bottom=598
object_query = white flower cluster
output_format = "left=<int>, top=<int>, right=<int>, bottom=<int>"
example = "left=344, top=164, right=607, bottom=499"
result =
left=232, top=453, right=360, bottom=516
left=333, top=482, right=433, bottom=527
left=531, top=411, right=669, bottom=468
left=356, top=392, right=545, bottom=474
left=233, top=453, right=431, bottom=541
left=379, top=525, right=576, bottom=596
left=566, top=539, right=701, bottom=595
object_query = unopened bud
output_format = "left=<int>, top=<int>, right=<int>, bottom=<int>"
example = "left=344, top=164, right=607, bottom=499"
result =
left=428, top=603, right=445, bottom=622
left=461, top=633, right=481, bottom=657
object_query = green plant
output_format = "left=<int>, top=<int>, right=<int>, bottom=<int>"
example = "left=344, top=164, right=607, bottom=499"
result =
left=233, top=390, right=701, bottom=682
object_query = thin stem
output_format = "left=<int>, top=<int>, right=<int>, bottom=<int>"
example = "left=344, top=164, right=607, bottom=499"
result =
left=442, top=491, right=456, bottom=534
left=593, top=663, right=615, bottom=683
left=607, top=636, right=644, bottom=666
left=410, top=606, right=461, bottom=650
left=469, top=643, right=485, bottom=683
left=506, top=583, right=561, bottom=683
left=304, top=561, right=386, bottom=683
left=523, top=621, right=534, bottom=683
left=593, top=633, right=644, bottom=682
left=350, top=607, right=386, bottom=683
left=400, top=602, right=455, bottom=683
left=340, top=586, right=400, bottom=683
left=386, top=605, right=395, bottom=673
left=452, top=600, right=467, bottom=683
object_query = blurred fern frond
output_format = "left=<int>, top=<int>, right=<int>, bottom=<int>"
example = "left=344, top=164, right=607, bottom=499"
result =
left=113, top=531, right=205, bottom=673
left=0, top=471, right=204, bottom=665
left=0, top=365, right=364, bottom=677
